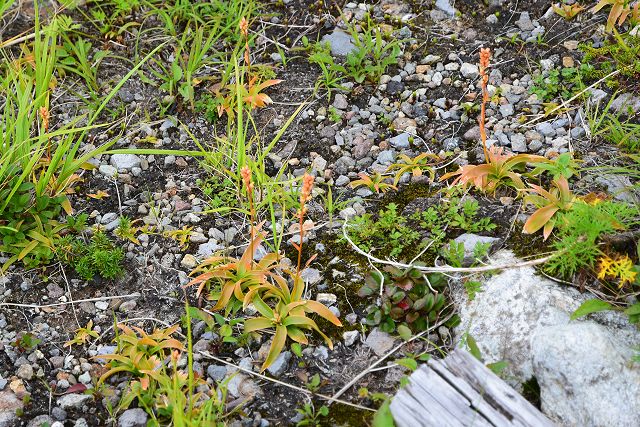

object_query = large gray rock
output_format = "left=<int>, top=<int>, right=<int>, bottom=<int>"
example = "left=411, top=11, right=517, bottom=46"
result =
left=596, top=174, right=637, bottom=203
left=532, top=323, right=640, bottom=427
left=610, top=92, right=640, bottom=114
left=266, top=351, right=291, bottom=378
left=453, top=250, right=640, bottom=426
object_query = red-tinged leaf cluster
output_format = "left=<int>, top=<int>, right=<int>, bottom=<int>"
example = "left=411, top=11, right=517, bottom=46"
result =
left=440, top=146, right=548, bottom=194
left=94, top=323, right=184, bottom=391
left=186, top=169, right=342, bottom=372
left=350, top=172, right=397, bottom=193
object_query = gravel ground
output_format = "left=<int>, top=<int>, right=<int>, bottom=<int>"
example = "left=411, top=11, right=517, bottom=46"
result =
left=1, top=0, right=639, bottom=426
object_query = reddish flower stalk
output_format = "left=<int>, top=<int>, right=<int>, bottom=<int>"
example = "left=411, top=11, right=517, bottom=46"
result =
left=239, top=17, right=250, bottom=69
left=296, top=174, right=314, bottom=275
left=241, top=165, right=256, bottom=265
left=479, top=48, right=491, bottom=161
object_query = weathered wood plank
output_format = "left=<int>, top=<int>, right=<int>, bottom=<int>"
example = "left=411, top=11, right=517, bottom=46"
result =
left=442, top=350, right=555, bottom=427
left=428, top=357, right=513, bottom=426
left=390, top=349, right=556, bottom=427
left=391, top=385, right=448, bottom=427
left=410, top=367, right=493, bottom=427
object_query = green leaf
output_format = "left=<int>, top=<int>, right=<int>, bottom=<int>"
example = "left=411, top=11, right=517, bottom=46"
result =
left=466, top=335, right=482, bottom=361
left=487, top=360, right=509, bottom=375
left=244, top=317, right=272, bottom=333
left=395, top=357, right=417, bottom=371
left=261, top=325, right=287, bottom=372
left=309, top=373, right=320, bottom=388
left=372, top=400, right=395, bottom=427
left=396, top=324, right=412, bottom=341
left=290, top=342, right=302, bottom=357
left=570, top=299, right=614, bottom=320
left=219, top=324, right=232, bottom=337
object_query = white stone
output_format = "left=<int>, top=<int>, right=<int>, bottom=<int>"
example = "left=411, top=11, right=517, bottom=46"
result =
left=343, top=330, right=359, bottom=346
left=98, top=164, right=117, bottom=177
left=180, top=254, right=198, bottom=269
left=110, top=154, right=141, bottom=170
left=57, top=393, right=92, bottom=410
left=365, top=328, right=396, bottom=356
left=460, top=63, right=479, bottom=79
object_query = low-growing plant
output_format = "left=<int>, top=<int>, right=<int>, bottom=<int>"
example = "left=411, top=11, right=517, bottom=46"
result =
left=295, top=403, right=329, bottom=427
left=0, top=13, right=165, bottom=271
left=115, top=216, right=152, bottom=245
left=348, top=203, right=420, bottom=258
left=529, top=66, right=587, bottom=102
left=359, top=266, right=459, bottom=334
left=553, top=2, right=585, bottom=19
left=350, top=172, right=397, bottom=194
left=302, top=16, right=400, bottom=97
left=592, top=0, right=640, bottom=32
left=579, top=32, right=640, bottom=87
left=12, top=333, right=41, bottom=353
left=198, top=18, right=281, bottom=119
left=153, top=23, right=227, bottom=110
left=344, top=15, right=401, bottom=84
left=56, top=18, right=109, bottom=94
left=411, top=194, right=496, bottom=235
left=57, top=230, right=125, bottom=281
left=304, top=39, right=348, bottom=101
left=523, top=177, right=576, bottom=240
left=440, top=146, right=548, bottom=194
left=528, top=152, right=580, bottom=180
left=187, top=306, right=248, bottom=345
left=545, top=198, right=638, bottom=277
left=597, top=253, right=637, bottom=286
left=94, top=306, right=240, bottom=425
left=440, top=240, right=491, bottom=268
left=188, top=170, right=341, bottom=371
left=95, top=323, right=185, bottom=403
left=188, top=225, right=281, bottom=311
left=348, top=194, right=495, bottom=260
left=387, top=153, right=440, bottom=186
left=303, top=373, right=322, bottom=392
left=65, top=320, right=100, bottom=347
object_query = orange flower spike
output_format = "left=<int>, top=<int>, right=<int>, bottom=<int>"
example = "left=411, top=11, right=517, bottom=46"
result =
left=239, top=17, right=251, bottom=66
left=478, top=47, right=491, bottom=161
left=295, top=174, right=314, bottom=274
left=240, top=165, right=253, bottom=194
left=300, top=173, right=314, bottom=206
left=479, top=48, right=491, bottom=76
left=39, top=107, right=50, bottom=132
left=239, top=17, right=249, bottom=38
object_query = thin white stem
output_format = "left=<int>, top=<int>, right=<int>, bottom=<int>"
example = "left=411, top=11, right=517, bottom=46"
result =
left=342, top=221, right=557, bottom=273
left=0, top=293, right=140, bottom=309
left=329, top=310, right=455, bottom=404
